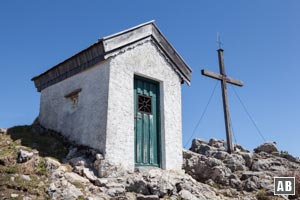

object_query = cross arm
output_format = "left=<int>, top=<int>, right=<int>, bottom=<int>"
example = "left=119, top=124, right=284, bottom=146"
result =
left=201, top=69, right=243, bottom=87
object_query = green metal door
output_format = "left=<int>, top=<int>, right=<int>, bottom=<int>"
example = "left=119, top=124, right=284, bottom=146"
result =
left=134, top=76, right=160, bottom=167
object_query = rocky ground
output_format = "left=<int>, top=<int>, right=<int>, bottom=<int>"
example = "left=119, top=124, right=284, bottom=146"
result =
left=0, top=124, right=299, bottom=200
left=184, top=138, right=300, bottom=200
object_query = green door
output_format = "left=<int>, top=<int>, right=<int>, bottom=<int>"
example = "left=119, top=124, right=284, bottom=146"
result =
left=134, top=76, right=160, bottom=167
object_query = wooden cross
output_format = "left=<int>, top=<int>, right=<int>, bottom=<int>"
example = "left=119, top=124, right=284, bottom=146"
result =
left=201, top=48, right=243, bottom=153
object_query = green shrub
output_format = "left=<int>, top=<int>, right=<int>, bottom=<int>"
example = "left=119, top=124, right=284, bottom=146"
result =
left=256, top=189, right=271, bottom=200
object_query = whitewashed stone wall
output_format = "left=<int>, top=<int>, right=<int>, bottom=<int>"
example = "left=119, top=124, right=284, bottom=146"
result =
left=39, top=39, right=183, bottom=172
left=106, top=39, right=183, bottom=171
left=39, top=61, right=110, bottom=154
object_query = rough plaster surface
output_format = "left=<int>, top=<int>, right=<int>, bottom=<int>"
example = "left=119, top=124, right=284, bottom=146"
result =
left=39, top=61, right=110, bottom=154
left=106, top=39, right=183, bottom=171
left=39, top=39, right=183, bottom=171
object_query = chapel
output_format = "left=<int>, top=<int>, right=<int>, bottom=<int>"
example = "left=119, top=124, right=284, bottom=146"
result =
left=32, top=21, right=192, bottom=171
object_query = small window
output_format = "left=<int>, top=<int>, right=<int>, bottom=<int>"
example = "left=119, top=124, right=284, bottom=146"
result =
left=138, top=94, right=152, bottom=114
left=65, top=88, right=82, bottom=108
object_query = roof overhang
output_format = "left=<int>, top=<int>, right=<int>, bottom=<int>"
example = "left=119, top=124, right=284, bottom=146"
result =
left=32, top=21, right=192, bottom=92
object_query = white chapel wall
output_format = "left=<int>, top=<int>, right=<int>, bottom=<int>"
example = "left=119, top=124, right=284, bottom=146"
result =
left=39, top=61, right=110, bottom=154
left=106, top=39, right=183, bottom=171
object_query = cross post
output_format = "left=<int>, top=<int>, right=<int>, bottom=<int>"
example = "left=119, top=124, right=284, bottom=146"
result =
left=201, top=48, right=243, bottom=153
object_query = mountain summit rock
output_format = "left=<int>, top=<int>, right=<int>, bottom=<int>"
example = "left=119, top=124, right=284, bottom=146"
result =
left=0, top=124, right=299, bottom=199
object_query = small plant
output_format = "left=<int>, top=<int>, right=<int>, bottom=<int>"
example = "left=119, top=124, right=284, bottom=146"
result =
left=73, top=181, right=84, bottom=189
left=280, top=150, right=289, bottom=155
left=37, top=158, right=47, bottom=175
left=4, top=165, right=19, bottom=174
left=256, top=189, right=271, bottom=200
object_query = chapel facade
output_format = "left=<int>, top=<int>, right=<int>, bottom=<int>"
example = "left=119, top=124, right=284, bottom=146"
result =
left=32, top=21, right=192, bottom=171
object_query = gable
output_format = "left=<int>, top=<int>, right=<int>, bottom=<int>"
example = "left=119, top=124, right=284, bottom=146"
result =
left=32, top=21, right=192, bottom=92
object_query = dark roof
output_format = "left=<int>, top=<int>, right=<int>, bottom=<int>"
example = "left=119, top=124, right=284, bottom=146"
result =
left=32, top=21, right=192, bottom=92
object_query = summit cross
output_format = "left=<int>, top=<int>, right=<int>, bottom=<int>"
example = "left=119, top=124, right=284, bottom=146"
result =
left=201, top=48, right=243, bottom=153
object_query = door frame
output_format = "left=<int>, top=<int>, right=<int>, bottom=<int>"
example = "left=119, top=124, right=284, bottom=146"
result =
left=134, top=75, right=161, bottom=168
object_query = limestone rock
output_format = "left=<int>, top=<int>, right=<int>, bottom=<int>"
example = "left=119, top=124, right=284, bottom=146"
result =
left=190, top=139, right=215, bottom=156
left=178, top=189, right=198, bottom=200
left=11, top=194, right=19, bottom=198
left=45, top=157, right=61, bottom=170
left=126, top=176, right=150, bottom=195
left=280, top=152, right=300, bottom=163
left=94, top=159, right=126, bottom=178
left=254, top=142, right=278, bottom=154
left=62, top=184, right=84, bottom=200
left=82, top=167, right=97, bottom=182
left=243, top=177, right=258, bottom=192
left=251, top=158, right=283, bottom=171
left=94, top=178, right=108, bottom=187
left=210, top=165, right=232, bottom=186
left=64, top=172, right=90, bottom=184
left=48, top=182, right=57, bottom=192
left=238, top=152, right=253, bottom=168
left=183, top=149, right=233, bottom=186
left=106, top=187, right=126, bottom=197
left=0, top=128, right=7, bottom=134
left=208, top=138, right=226, bottom=149
left=229, top=174, right=242, bottom=190
left=20, top=174, right=31, bottom=181
left=5, top=122, right=300, bottom=200
left=69, top=156, right=89, bottom=167
left=211, top=150, right=229, bottom=160
left=136, top=194, right=159, bottom=200
left=17, top=149, right=34, bottom=163
left=223, top=154, right=246, bottom=172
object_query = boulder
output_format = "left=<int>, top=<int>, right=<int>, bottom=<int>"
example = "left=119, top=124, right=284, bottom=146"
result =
left=240, top=171, right=263, bottom=181
left=223, top=154, right=246, bottom=171
left=94, top=178, right=108, bottom=187
left=48, top=183, right=57, bottom=193
left=210, top=166, right=232, bottom=186
left=208, top=138, right=226, bottom=149
left=254, top=142, right=278, bottom=154
left=106, top=187, right=126, bottom=197
left=243, top=176, right=259, bottom=192
left=228, top=174, right=242, bottom=190
left=251, top=158, right=285, bottom=171
left=126, top=176, right=150, bottom=195
left=62, top=184, right=84, bottom=200
left=211, top=151, right=229, bottom=160
left=179, top=189, right=198, bottom=200
left=17, top=149, right=34, bottom=163
left=183, top=150, right=233, bottom=186
left=64, top=172, right=90, bottom=184
left=11, top=194, right=19, bottom=198
left=137, top=194, right=159, bottom=200
left=234, top=144, right=249, bottom=152
left=69, top=156, right=90, bottom=167
left=94, top=159, right=125, bottom=178
left=82, top=168, right=97, bottom=182
left=0, top=128, right=7, bottom=134
left=45, top=157, right=61, bottom=170
left=238, top=152, right=253, bottom=168
left=20, top=174, right=31, bottom=181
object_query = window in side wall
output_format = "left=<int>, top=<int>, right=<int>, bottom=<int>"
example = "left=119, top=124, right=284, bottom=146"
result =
left=64, top=88, right=82, bottom=108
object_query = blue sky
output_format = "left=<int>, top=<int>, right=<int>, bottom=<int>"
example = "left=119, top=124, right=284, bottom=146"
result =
left=1, top=1, right=299, bottom=156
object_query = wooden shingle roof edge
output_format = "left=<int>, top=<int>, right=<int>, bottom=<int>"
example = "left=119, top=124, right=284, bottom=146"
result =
left=32, top=20, right=192, bottom=92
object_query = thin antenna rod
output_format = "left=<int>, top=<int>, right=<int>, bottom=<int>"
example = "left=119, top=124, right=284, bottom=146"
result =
left=217, top=32, right=223, bottom=49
